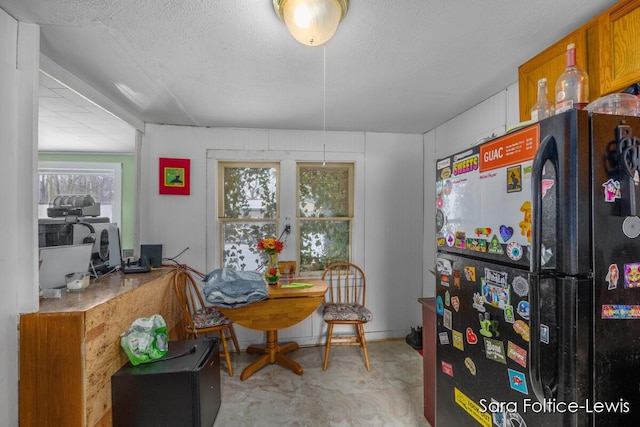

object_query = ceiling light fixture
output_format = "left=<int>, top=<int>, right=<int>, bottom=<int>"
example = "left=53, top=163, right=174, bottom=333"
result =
left=273, top=0, right=349, bottom=46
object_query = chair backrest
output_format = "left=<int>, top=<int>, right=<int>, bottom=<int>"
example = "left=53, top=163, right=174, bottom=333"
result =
left=322, top=262, right=366, bottom=306
left=173, top=270, right=206, bottom=330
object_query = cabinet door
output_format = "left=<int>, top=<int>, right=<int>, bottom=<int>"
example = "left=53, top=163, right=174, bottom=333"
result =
left=595, top=0, right=640, bottom=94
left=517, top=31, right=589, bottom=122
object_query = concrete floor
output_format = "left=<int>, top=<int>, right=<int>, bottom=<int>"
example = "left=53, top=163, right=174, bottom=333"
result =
left=213, top=339, right=431, bottom=427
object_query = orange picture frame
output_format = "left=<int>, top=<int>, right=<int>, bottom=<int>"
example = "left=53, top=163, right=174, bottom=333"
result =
left=159, top=157, right=190, bottom=195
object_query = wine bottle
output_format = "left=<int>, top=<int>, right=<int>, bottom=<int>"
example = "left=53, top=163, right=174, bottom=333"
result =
left=554, top=43, right=589, bottom=114
left=530, top=78, right=554, bottom=122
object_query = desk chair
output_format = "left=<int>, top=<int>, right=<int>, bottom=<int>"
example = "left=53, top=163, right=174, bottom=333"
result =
left=321, top=262, right=373, bottom=371
left=173, top=269, right=240, bottom=376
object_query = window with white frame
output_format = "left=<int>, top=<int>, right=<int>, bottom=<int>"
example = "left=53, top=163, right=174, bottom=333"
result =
left=37, top=161, right=122, bottom=225
left=297, top=162, right=353, bottom=273
left=217, top=160, right=353, bottom=276
left=218, top=162, right=279, bottom=271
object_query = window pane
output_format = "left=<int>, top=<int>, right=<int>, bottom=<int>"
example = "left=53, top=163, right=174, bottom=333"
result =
left=299, top=220, right=350, bottom=272
left=223, top=166, right=277, bottom=219
left=37, top=170, right=115, bottom=219
left=299, top=166, right=350, bottom=218
left=222, top=221, right=276, bottom=270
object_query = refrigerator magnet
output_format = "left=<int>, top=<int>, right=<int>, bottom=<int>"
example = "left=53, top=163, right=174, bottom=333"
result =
left=601, top=305, right=640, bottom=319
left=436, top=258, right=452, bottom=276
left=606, top=264, right=619, bottom=290
left=512, top=276, right=529, bottom=297
left=504, top=304, right=515, bottom=323
left=506, top=165, right=522, bottom=193
left=487, top=235, right=504, bottom=254
left=479, top=313, right=500, bottom=338
left=438, top=332, right=450, bottom=345
left=624, top=263, right=640, bottom=288
left=602, top=178, right=621, bottom=202
left=451, top=296, right=460, bottom=312
left=441, top=361, right=454, bottom=377
left=452, top=330, right=464, bottom=351
left=541, top=178, right=554, bottom=197
left=506, top=242, right=523, bottom=261
left=483, top=338, right=506, bottom=364
left=474, top=227, right=491, bottom=237
left=464, top=357, right=477, bottom=375
left=443, top=309, right=452, bottom=329
left=445, top=233, right=455, bottom=247
left=499, top=225, right=513, bottom=242
left=472, top=293, right=486, bottom=312
left=507, top=369, right=529, bottom=395
left=513, top=320, right=530, bottom=342
left=507, top=341, right=527, bottom=368
left=464, top=266, right=476, bottom=281
left=465, top=327, right=478, bottom=344
left=519, top=201, right=532, bottom=242
left=540, top=324, right=550, bottom=344
left=436, top=296, right=444, bottom=315
left=516, top=300, right=530, bottom=320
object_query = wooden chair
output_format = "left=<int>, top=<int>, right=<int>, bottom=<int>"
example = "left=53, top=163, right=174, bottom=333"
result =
left=321, top=262, right=373, bottom=371
left=173, top=269, right=240, bottom=376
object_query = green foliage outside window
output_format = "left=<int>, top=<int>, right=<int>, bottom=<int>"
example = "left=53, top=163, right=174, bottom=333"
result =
left=219, top=162, right=353, bottom=274
left=223, top=167, right=276, bottom=219
left=298, top=165, right=352, bottom=272
left=220, top=165, right=277, bottom=270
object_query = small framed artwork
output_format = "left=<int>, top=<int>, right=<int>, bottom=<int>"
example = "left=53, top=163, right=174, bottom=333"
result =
left=159, top=157, right=190, bottom=195
left=278, top=261, right=297, bottom=279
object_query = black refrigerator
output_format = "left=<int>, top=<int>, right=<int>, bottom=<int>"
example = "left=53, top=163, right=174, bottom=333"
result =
left=435, top=109, right=640, bottom=427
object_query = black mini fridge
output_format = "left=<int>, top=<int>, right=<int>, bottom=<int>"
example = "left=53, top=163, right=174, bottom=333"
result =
left=112, top=337, right=221, bottom=427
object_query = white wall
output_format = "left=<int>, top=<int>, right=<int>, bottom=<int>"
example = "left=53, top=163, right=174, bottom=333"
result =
left=140, top=125, right=425, bottom=347
left=0, top=10, right=39, bottom=427
left=423, top=129, right=436, bottom=296
left=364, top=132, right=425, bottom=337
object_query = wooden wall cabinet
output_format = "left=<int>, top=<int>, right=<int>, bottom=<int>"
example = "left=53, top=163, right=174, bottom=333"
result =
left=518, top=0, right=640, bottom=122
left=594, top=0, right=640, bottom=94
left=518, top=30, right=591, bottom=122
left=19, top=269, right=182, bottom=427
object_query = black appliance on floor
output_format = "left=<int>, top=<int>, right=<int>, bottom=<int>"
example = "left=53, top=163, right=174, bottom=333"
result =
left=111, top=338, right=220, bottom=427
left=435, top=110, right=640, bottom=426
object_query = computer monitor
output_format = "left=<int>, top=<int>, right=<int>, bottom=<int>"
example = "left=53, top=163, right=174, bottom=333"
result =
left=39, top=244, right=93, bottom=289
left=73, top=222, right=122, bottom=269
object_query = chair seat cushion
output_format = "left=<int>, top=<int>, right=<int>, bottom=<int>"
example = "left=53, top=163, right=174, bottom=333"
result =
left=323, top=303, right=373, bottom=322
left=192, top=306, right=231, bottom=328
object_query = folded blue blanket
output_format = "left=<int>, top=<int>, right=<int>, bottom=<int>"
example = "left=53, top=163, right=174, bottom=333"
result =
left=202, top=268, right=268, bottom=308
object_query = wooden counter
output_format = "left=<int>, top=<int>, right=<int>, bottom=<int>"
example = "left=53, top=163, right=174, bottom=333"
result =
left=418, top=297, right=436, bottom=426
left=19, top=269, right=182, bottom=427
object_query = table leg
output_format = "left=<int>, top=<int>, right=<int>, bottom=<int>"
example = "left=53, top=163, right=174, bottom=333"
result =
left=240, top=330, right=303, bottom=380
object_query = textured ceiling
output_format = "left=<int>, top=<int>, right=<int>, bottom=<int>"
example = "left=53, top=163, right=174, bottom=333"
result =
left=0, top=0, right=618, bottom=153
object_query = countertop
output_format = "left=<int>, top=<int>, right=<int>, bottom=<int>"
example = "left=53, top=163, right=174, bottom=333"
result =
left=36, top=268, right=175, bottom=313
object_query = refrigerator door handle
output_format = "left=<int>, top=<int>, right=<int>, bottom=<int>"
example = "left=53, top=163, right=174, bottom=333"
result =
left=530, top=134, right=558, bottom=402
left=531, top=134, right=558, bottom=273
left=529, top=273, right=554, bottom=401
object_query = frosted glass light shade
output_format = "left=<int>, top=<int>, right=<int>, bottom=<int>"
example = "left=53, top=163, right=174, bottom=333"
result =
left=274, top=0, right=349, bottom=46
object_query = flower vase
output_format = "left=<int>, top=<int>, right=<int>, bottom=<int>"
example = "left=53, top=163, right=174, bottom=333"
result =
left=265, top=254, right=280, bottom=285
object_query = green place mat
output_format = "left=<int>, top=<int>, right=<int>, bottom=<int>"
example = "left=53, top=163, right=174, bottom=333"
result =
left=280, top=283, right=314, bottom=288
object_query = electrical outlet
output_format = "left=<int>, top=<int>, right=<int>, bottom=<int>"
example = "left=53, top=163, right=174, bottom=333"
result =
left=285, top=224, right=291, bottom=234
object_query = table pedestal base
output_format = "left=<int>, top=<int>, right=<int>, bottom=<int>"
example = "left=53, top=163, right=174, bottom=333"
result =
left=240, top=330, right=302, bottom=380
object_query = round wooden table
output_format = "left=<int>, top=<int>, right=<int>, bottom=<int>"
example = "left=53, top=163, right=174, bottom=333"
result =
left=218, top=279, right=327, bottom=380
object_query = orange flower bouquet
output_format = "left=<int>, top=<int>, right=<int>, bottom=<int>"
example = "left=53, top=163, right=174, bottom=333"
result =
left=258, top=238, right=284, bottom=284
left=257, top=238, right=284, bottom=255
